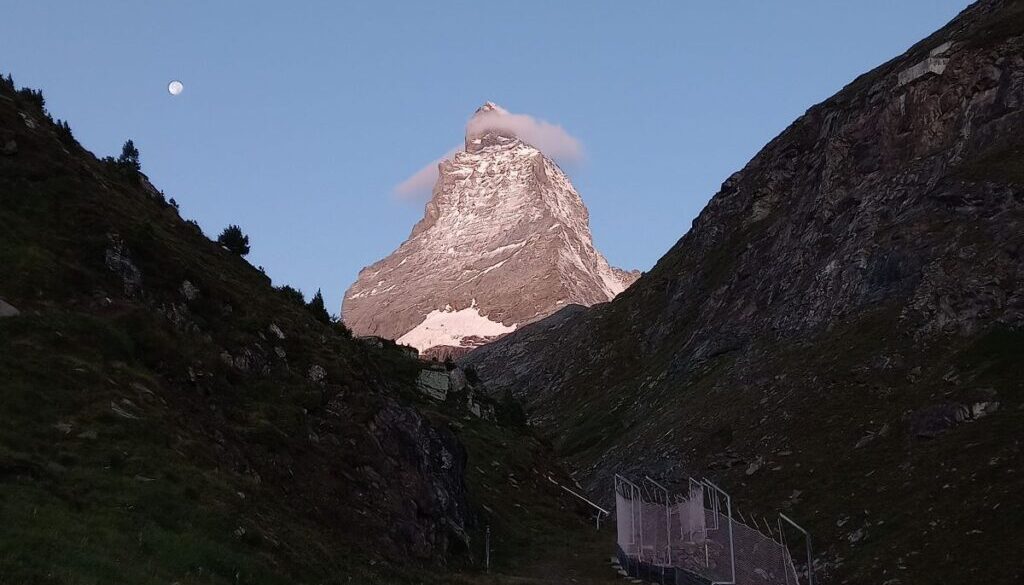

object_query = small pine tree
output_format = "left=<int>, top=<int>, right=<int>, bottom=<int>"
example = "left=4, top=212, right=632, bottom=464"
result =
left=168, top=197, right=179, bottom=210
left=53, top=119, right=68, bottom=142
left=55, top=119, right=74, bottom=143
left=217, top=224, right=250, bottom=256
left=117, top=139, right=141, bottom=173
left=307, top=289, right=331, bottom=324
left=277, top=285, right=305, bottom=306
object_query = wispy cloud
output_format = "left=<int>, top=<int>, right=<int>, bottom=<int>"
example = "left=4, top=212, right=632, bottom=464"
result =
left=394, top=146, right=461, bottom=199
left=393, top=105, right=583, bottom=200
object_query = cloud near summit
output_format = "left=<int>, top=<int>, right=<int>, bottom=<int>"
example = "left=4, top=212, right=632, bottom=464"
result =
left=393, top=147, right=463, bottom=200
left=394, top=106, right=583, bottom=199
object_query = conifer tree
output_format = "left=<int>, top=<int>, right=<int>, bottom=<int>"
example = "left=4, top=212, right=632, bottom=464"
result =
left=217, top=224, right=250, bottom=256
left=307, top=289, right=331, bottom=324
left=117, top=139, right=141, bottom=173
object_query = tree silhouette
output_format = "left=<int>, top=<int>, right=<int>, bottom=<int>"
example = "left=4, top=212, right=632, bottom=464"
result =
left=117, top=140, right=141, bottom=173
left=307, top=289, right=331, bottom=324
left=217, top=224, right=250, bottom=256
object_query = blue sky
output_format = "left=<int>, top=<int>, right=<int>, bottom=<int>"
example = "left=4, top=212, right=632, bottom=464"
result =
left=3, top=1, right=970, bottom=313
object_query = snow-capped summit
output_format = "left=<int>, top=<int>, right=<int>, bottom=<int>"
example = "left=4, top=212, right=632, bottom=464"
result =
left=342, top=103, right=640, bottom=356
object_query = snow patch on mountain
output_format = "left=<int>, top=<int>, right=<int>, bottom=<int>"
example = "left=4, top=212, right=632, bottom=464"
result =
left=398, top=303, right=517, bottom=352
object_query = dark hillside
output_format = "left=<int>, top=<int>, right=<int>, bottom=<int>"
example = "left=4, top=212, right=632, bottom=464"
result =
left=465, top=1, right=1024, bottom=582
left=0, top=73, right=471, bottom=583
left=0, top=76, right=611, bottom=585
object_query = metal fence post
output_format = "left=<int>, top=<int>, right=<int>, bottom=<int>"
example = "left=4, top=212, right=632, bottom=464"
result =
left=779, top=517, right=790, bottom=585
left=805, top=532, right=813, bottom=585
left=703, top=479, right=736, bottom=585
left=725, top=490, right=735, bottom=585
left=485, top=524, right=490, bottom=573
left=636, top=483, right=644, bottom=560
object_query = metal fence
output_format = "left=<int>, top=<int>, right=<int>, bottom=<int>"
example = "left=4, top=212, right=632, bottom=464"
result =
left=614, top=474, right=811, bottom=585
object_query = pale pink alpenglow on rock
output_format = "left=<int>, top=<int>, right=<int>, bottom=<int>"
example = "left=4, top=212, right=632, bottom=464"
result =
left=343, top=102, right=640, bottom=356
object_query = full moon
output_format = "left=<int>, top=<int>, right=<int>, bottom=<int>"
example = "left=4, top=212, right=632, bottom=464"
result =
left=167, top=80, right=184, bottom=96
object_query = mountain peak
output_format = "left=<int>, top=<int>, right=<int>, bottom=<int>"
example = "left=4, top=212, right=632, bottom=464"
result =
left=465, top=102, right=518, bottom=152
left=344, top=102, right=639, bottom=354
left=473, top=101, right=506, bottom=116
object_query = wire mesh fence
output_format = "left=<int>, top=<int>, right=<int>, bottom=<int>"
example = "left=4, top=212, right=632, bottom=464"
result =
left=614, top=474, right=809, bottom=585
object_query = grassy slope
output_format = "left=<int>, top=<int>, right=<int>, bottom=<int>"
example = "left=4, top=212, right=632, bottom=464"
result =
left=0, top=84, right=618, bottom=584
left=0, top=82, right=425, bottom=584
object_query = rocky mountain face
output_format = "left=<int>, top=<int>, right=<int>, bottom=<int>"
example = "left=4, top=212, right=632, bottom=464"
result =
left=465, top=2, right=1024, bottom=583
left=0, top=80, right=614, bottom=583
left=342, top=103, right=639, bottom=357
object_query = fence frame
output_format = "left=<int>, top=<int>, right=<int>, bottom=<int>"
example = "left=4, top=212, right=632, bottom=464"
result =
left=779, top=513, right=814, bottom=585
left=615, top=474, right=644, bottom=555
left=702, top=479, right=736, bottom=585
left=643, top=475, right=673, bottom=565
left=614, top=474, right=807, bottom=585
left=547, top=475, right=609, bottom=529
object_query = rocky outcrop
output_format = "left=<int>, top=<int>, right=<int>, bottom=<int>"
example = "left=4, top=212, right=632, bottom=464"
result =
left=416, top=367, right=451, bottom=401
left=0, top=298, right=19, bottom=318
left=104, top=234, right=142, bottom=296
left=413, top=363, right=498, bottom=423
left=342, top=102, right=639, bottom=354
left=369, top=400, right=468, bottom=558
left=465, top=3, right=1024, bottom=583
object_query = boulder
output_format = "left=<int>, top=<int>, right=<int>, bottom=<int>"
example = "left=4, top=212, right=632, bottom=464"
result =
left=0, top=298, right=20, bottom=318
left=416, top=368, right=449, bottom=401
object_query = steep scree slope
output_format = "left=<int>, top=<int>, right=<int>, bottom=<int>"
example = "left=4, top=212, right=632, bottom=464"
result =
left=465, top=2, right=1024, bottom=583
